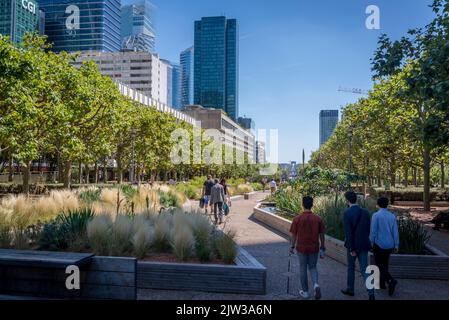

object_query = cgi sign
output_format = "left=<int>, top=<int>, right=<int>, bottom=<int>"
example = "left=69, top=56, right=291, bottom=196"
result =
left=21, top=0, right=36, bottom=15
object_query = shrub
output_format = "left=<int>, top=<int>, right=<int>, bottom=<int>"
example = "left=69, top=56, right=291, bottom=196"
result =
left=187, top=212, right=213, bottom=262
left=132, top=223, right=154, bottom=259
left=153, top=215, right=172, bottom=252
left=87, top=215, right=112, bottom=256
left=120, top=184, right=137, bottom=201
left=58, top=208, right=94, bottom=251
left=236, top=184, right=254, bottom=194
left=0, top=213, right=12, bottom=248
left=171, top=227, right=195, bottom=261
left=78, top=188, right=101, bottom=204
left=110, top=214, right=133, bottom=256
left=314, top=196, right=347, bottom=241
left=159, top=191, right=181, bottom=208
left=38, top=220, right=67, bottom=251
left=215, top=229, right=237, bottom=264
left=398, top=217, right=430, bottom=254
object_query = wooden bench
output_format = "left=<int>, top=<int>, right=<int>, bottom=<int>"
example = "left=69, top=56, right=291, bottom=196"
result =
left=0, top=250, right=136, bottom=300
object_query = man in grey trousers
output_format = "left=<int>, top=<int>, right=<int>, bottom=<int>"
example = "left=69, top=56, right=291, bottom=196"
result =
left=210, top=179, right=226, bottom=224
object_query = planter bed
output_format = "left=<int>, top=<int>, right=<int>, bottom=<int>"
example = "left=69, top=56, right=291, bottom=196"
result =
left=0, top=252, right=137, bottom=300
left=253, top=204, right=449, bottom=281
left=137, top=246, right=266, bottom=295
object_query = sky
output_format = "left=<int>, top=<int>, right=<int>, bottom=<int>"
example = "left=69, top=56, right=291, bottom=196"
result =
left=150, top=0, right=436, bottom=163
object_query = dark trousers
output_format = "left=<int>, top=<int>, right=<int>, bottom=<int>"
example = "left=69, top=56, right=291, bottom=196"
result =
left=373, top=244, right=394, bottom=286
left=213, top=202, right=223, bottom=222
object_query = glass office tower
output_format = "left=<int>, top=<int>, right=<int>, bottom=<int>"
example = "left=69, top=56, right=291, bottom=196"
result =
left=180, top=46, right=194, bottom=107
left=194, top=16, right=239, bottom=120
left=121, top=0, right=155, bottom=53
left=0, top=0, right=40, bottom=45
left=319, top=110, right=339, bottom=146
left=38, top=0, right=121, bottom=52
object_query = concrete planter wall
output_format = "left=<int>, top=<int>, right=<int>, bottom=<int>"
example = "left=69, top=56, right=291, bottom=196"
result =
left=253, top=204, right=449, bottom=281
left=137, top=247, right=266, bottom=295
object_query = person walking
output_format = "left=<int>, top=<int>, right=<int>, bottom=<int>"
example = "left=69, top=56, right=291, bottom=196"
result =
left=269, top=179, right=277, bottom=195
left=201, top=175, right=215, bottom=214
left=261, top=178, right=267, bottom=192
left=341, top=191, right=375, bottom=300
left=370, top=197, right=399, bottom=296
left=290, top=196, right=326, bottom=300
left=220, top=178, right=231, bottom=215
left=210, top=179, right=225, bottom=224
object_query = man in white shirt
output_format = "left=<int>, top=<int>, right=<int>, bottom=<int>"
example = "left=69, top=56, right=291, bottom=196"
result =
left=269, top=179, right=277, bottom=195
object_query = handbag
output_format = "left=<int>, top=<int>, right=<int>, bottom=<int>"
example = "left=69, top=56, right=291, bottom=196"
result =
left=223, top=202, right=230, bottom=216
left=199, top=197, right=205, bottom=209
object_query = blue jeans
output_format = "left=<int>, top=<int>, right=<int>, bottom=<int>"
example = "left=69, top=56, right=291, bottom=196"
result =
left=346, top=250, right=375, bottom=297
left=298, top=252, right=319, bottom=292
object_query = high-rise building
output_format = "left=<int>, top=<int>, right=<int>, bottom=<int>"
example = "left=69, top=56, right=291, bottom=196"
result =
left=194, top=16, right=239, bottom=120
left=171, top=63, right=181, bottom=109
left=160, top=60, right=180, bottom=109
left=38, top=0, right=121, bottom=53
left=180, top=46, right=194, bottom=107
left=319, top=110, right=339, bottom=146
left=73, top=51, right=169, bottom=104
left=0, top=0, right=41, bottom=45
left=121, top=0, right=155, bottom=53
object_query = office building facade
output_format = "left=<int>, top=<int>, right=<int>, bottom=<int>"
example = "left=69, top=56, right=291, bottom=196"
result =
left=194, top=16, right=239, bottom=120
left=180, top=46, right=194, bottom=107
left=73, top=51, right=169, bottom=104
left=0, top=0, right=40, bottom=45
left=256, top=141, right=266, bottom=165
left=319, top=110, right=339, bottom=146
left=171, top=63, right=181, bottom=109
left=121, top=0, right=155, bottom=53
left=38, top=0, right=121, bottom=53
left=183, top=105, right=254, bottom=163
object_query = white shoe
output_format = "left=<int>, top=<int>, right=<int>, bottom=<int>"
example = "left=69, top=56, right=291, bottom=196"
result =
left=299, top=290, right=310, bottom=299
left=314, top=284, right=321, bottom=300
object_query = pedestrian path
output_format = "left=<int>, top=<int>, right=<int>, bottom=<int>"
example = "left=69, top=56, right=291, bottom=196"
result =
left=139, top=193, right=449, bottom=300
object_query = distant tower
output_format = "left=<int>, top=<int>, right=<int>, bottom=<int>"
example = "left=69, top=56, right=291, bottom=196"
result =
left=194, top=16, right=239, bottom=120
left=319, top=110, right=339, bottom=146
left=121, top=0, right=156, bottom=53
left=180, top=46, right=194, bottom=107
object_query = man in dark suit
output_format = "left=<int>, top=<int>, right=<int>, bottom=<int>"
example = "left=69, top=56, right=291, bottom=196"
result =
left=341, top=191, right=375, bottom=300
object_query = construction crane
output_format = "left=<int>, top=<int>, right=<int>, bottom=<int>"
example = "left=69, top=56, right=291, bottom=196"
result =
left=338, top=86, right=369, bottom=95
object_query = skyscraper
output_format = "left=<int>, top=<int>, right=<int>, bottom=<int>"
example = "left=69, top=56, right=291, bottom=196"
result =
left=38, top=0, right=121, bottom=53
left=0, top=0, right=41, bottom=45
left=194, top=16, right=239, bottom=120
left=121, top=0, right=155, bottom=53
left=180, top=46, right=194, bottom=107
left=319, top=110, right=339, bottom=146
left=171, top=63, right=181, bottom=109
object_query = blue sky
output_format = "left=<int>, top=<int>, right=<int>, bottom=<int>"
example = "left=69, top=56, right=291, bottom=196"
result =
left=151, top=0, right=435, bottom=163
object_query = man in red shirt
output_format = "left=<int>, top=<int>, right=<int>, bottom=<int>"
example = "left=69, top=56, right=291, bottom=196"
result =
left=290, top=196, right=326, bottom=300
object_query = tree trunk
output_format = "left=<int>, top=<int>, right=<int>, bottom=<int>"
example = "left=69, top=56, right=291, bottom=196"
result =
left=22, top=161, right=32, bottom=195
left=404, top=167, right=409, bottom=188
left=78, top=162, right=83, bottom=184
left=103, top=160, right=108, bottom=184
left=441, top=162, right=445, bottom=189
left=63, top=161, right=72, bottom=189
left=413, top=167, right=418, bottom=187
left=423, top=146, right=431, bottom=211
left=57, top=154, right=63, bottom=183
left=116, top=154, right=123, bottom=184
left=8, top=153, right=14, bottom=182
left=94, top=163, right=99, bottom=184
left=85, top=164, right=90, bottom=184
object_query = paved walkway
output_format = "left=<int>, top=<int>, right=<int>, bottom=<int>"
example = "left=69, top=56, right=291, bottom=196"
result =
left=139, top=193, right=449, bottom=300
